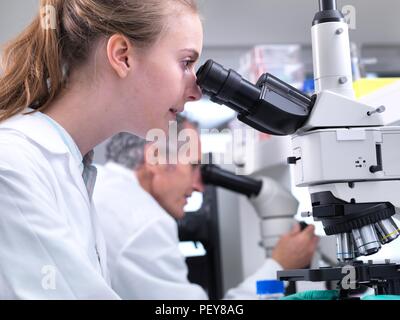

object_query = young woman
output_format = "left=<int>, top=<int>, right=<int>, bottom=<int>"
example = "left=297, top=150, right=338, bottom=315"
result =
left=0, top=0, right=202, bottom=299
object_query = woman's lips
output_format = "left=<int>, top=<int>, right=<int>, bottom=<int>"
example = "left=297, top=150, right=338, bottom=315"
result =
left=169, top=106, right=184, bottom=114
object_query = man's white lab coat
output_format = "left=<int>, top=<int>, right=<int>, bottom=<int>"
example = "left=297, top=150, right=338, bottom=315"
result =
left=94, top=162, right=283, bottom=300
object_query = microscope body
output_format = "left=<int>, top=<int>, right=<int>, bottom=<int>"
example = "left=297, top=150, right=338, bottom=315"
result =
left=282, top=1, right=400, bottom=295
left=249, top=177, right=299, bottom=257
left=292, top=107, right=400, bottom=262
left=289, top=2, right=400, bottom=263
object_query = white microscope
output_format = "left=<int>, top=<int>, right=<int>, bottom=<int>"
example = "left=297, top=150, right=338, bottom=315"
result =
left=196, top=0, right=400, bottom=297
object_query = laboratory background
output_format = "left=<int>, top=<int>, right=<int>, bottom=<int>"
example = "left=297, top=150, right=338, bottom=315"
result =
left=1, top=0, right=400, bottom=300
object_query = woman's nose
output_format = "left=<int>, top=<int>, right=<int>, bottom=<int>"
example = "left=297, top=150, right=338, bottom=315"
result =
left=186, top=78, right=203, bottom=102
left=192, top=167, right=205, bottom=193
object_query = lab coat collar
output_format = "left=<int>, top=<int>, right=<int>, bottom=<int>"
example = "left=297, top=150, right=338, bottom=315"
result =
left=0, top=110, right=92, bottom=205
left=104, top=162, right=138, bottom=182
left=0, top=110, right=73, bottom=156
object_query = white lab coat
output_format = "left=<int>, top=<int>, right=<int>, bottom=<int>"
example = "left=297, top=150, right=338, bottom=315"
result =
left=0, top=111, right=119, bottom=299
left=94, top=162, right=283, bottom=300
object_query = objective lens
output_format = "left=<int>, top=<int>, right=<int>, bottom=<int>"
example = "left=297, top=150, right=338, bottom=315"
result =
left=375, top=218, right=400, bottom=245
left=336, top=233, right=354, bottom=262
left=352, top=225, right=381, bottom=256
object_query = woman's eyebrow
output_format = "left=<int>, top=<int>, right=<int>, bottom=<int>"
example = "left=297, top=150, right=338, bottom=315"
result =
left=180, top=49, right=199, bottom=60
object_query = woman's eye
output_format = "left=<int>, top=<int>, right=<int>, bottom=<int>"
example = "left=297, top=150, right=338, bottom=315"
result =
left=182, top=60, right=195, bottom=70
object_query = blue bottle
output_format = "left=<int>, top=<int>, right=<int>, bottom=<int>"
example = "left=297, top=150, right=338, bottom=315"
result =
left=256, top=280, right=285, bottom=300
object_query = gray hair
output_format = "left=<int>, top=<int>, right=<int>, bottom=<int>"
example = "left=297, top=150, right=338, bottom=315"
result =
left=105, top=115, right=198, bottom=170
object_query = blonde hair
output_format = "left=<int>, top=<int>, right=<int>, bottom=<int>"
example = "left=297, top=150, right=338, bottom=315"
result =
left=0, top=0, right=198, bottom=122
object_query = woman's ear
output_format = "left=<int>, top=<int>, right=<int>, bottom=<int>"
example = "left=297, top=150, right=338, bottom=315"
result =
left=106, top=34, right=134, bottom=78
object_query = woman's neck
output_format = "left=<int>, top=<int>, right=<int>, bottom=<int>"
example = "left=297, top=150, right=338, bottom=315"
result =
left=43, top=74, right=117, bottom=156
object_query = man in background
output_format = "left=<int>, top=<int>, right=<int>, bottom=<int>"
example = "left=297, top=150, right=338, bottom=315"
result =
left=93, top=115, right=319, bottom=299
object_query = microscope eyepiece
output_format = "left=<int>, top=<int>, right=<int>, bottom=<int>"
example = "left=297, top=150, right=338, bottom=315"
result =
left=201, top=164, right=262, bottom=198
left=196, top=60, right=314, bottom=136
left=196, top=60, right=261, bottom=114
left=319, top=0, right=337, bottom=11
left=313, top=0, right=344, bottom=25
left=196, top=60, right=226, bottom=94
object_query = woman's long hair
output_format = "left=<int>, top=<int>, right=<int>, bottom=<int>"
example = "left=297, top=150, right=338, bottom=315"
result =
left=0, top=0, right=198, bottom=122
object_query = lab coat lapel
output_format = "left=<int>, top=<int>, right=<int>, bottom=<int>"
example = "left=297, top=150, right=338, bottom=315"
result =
left=65, top=156, right=110, bottom=280
left=65, top=154, right=91, bottom=208
left=90, top=204, right=111, bottom=282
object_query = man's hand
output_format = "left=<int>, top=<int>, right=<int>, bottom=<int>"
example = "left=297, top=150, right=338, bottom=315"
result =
left=272, top=224, right=319, bottom=270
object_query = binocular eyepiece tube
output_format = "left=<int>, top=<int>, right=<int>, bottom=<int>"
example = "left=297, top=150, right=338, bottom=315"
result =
left=196, top=60, right=314, bottom=136
left=196, top=60, right=261, bottom=114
